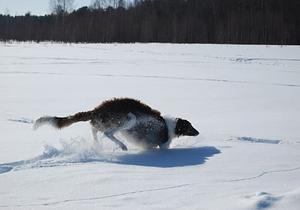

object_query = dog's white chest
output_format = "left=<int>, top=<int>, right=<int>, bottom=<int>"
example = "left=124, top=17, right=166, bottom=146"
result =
left=120, top=115, right=167, bottom=148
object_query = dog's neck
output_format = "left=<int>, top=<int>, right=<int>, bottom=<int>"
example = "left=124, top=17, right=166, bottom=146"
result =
left=163, top=116, right=178, bottom=140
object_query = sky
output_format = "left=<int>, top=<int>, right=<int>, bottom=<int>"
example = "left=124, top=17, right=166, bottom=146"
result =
left=0, top=0, right=93, bottom=15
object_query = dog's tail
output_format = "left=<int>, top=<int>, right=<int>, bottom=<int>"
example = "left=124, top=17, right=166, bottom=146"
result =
left=33, top=110, right=94, bottom=130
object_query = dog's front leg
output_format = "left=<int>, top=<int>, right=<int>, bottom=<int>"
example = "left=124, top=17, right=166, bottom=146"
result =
left=104, top=129, right=128, bottom=151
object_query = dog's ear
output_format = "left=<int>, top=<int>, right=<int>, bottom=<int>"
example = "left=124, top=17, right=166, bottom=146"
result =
left=175, top=118, right=199, bottom=137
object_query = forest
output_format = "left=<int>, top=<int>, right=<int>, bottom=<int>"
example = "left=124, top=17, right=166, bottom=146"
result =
left=0, top=0, right=299, bottom=44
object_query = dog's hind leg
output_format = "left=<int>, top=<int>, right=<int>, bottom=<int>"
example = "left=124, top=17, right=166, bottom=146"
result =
left=91, top=125, right=104, bottom=149
left=91, top=126, right=99, bottom=142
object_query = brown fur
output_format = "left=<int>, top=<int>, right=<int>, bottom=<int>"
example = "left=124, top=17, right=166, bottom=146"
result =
left=35, top=98, right=163, bottom=130
left=54, top=111, right=94, bottom=129
left=93, top=98, right=161, bottom=118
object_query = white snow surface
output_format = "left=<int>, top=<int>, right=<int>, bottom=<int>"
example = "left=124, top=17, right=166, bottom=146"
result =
left=0, top=43, right=300, bottom=210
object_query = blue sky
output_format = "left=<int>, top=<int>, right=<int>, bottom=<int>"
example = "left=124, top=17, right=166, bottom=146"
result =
left=0, top=0, right=92, bottom=15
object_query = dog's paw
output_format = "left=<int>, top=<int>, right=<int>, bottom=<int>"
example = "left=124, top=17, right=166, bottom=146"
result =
left=120, top=144, right=128, bottom=151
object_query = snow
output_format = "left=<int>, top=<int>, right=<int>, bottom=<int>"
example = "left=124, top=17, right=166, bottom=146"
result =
left=0, top=43, right=300, bottom=209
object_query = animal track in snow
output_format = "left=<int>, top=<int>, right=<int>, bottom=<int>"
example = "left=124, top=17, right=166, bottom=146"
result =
left=226, top=166, right=300, bottom=182
left=237, top=136, right=282, bottom=144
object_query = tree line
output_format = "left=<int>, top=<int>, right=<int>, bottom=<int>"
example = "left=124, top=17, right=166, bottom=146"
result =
left=0, top=0, right=299, bottom=44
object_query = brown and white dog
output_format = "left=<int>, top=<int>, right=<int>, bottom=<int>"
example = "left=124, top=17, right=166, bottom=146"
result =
left=34, top=98, right=199, bottom=150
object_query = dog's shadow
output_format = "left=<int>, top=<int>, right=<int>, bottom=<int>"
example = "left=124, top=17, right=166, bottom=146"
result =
left=115, top=146, right=221, bottom=167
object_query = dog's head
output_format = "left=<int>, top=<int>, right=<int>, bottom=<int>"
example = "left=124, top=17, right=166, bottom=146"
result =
left=175, top=118, right=199, bottom=137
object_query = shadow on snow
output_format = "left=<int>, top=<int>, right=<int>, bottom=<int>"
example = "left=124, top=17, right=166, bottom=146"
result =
left=116, top=147, right=220, bottom=167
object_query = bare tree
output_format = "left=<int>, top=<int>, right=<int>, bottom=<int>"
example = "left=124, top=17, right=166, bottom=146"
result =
left=118, top=0, right=125, bottom=8
left=49, top=0, right=74, bottom=15
left=90, top=0, right=109, bottom=9
left=90, top=0, right=108, bottom=9
left=90, top=0, right=102, bottom=9
left=90, top=0, right=126, bottom=9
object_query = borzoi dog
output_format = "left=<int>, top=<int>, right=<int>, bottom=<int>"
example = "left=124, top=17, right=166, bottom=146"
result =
left=34, top=98, right=199, bottom=150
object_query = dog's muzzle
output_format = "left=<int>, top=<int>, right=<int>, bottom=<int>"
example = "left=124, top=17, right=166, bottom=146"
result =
left=187, top=126, right=199, bottom=136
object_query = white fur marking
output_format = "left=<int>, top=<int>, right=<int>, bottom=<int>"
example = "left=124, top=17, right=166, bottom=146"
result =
left=162, top=116, right=178, bottom=148
left=33, top=116, right=57, bottom=130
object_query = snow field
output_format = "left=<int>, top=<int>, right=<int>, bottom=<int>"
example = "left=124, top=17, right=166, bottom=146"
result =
left=0, top=43, right=300, bottom=209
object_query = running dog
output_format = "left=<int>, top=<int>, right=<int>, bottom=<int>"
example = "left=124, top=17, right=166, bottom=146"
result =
left=34, top=98, right=199, bottom=150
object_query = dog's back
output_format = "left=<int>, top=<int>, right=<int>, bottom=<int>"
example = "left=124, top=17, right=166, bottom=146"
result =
left=92, top=98, right=161, bottom=122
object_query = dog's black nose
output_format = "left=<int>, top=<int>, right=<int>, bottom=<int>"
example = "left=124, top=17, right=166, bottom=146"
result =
left=194, top=129, right=200, bottom=136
